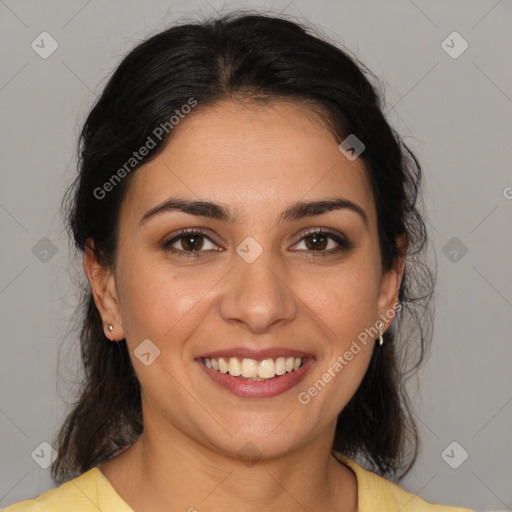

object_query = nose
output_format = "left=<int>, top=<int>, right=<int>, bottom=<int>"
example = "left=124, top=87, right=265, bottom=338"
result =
left=218, top=245, right=298, bottom=334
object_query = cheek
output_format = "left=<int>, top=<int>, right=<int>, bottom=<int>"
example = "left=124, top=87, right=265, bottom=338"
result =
left=115, top=251, right=218, bottom=345
left=296, top=266, right=379, bottom=413
left=299, top=261, right=382, bottom=341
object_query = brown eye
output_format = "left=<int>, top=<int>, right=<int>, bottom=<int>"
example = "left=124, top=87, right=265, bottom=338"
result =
left=292, top=229, right=353, bottom=256
left=162, top=229, right=219, bottom=257
left=179, top=233, right=205, bottom=251
left=303, top=232, right=329, bottom=251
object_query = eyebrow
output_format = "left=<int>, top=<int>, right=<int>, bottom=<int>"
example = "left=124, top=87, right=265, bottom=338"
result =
left=139, top=196, right=368, bottom=227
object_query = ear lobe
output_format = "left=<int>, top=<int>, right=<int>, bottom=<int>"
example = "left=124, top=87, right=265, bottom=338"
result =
left=83, top=239, right=125, bottom=341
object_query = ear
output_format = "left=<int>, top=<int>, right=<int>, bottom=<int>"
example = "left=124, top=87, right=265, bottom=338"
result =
left=376, top=233, right=407, bottom=331
left=83, top=239, right=125, bottom=341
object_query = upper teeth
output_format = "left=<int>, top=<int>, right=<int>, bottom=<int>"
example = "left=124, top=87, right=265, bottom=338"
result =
left=203, top=357, right=303, bottom=379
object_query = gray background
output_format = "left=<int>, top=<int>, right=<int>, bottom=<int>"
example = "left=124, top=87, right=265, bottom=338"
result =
left=1, top=1, right=511, bottom=511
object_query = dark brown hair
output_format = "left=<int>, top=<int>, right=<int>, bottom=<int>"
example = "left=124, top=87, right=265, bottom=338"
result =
left=53, top=11, right=434, bottom=484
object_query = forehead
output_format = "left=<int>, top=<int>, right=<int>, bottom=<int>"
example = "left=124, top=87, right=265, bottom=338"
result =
left=122, top=99, right=375, bottom=225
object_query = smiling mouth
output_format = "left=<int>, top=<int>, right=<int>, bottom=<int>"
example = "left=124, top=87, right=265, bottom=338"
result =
left=201, top=356, right=305, bottom=381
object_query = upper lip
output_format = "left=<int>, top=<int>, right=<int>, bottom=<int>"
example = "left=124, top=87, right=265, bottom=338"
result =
left=196, top=347, right=315, bottom=360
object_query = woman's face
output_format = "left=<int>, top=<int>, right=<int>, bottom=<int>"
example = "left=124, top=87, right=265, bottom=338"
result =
left=90, top=99, right=404, bottom=460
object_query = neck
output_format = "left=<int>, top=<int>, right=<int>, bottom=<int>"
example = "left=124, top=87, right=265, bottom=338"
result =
left=100, top=413, right=358, bottom=512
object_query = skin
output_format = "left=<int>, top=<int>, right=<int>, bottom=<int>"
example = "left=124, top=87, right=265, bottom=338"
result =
left=84, top=99, right=406, bottom=512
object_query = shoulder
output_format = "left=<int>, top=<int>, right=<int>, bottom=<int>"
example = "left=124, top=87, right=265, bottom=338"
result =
left=336, top=453, right=475, bottom=512
left=2, top=467, right=133, bottom=512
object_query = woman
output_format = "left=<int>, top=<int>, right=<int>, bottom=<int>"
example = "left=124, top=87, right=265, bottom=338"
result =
left=5, top=12, right=475, bottom=512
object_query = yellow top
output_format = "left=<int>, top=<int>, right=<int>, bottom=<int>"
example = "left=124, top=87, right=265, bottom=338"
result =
left=3, top=454, right=475, bottom=511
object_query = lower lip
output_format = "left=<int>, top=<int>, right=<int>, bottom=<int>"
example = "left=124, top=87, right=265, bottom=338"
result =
left=196, top=358, right=315, bottom=398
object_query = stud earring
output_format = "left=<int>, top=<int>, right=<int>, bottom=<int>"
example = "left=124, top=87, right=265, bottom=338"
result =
left=376, top=320, right=384, bottom=346
left=107, top=324, right=114, bottom=341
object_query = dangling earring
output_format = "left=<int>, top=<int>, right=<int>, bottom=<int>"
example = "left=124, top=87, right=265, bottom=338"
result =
left=107, top=324, right=115, bottom=342
left=376, top=320, right=384, bottom=346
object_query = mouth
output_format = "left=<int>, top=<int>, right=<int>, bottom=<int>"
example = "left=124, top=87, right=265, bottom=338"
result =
left=195, top=354, right=315, bottom=398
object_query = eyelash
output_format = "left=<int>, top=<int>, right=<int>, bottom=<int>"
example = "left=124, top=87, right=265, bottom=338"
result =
left=161, top=228, right=353, bottom=259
